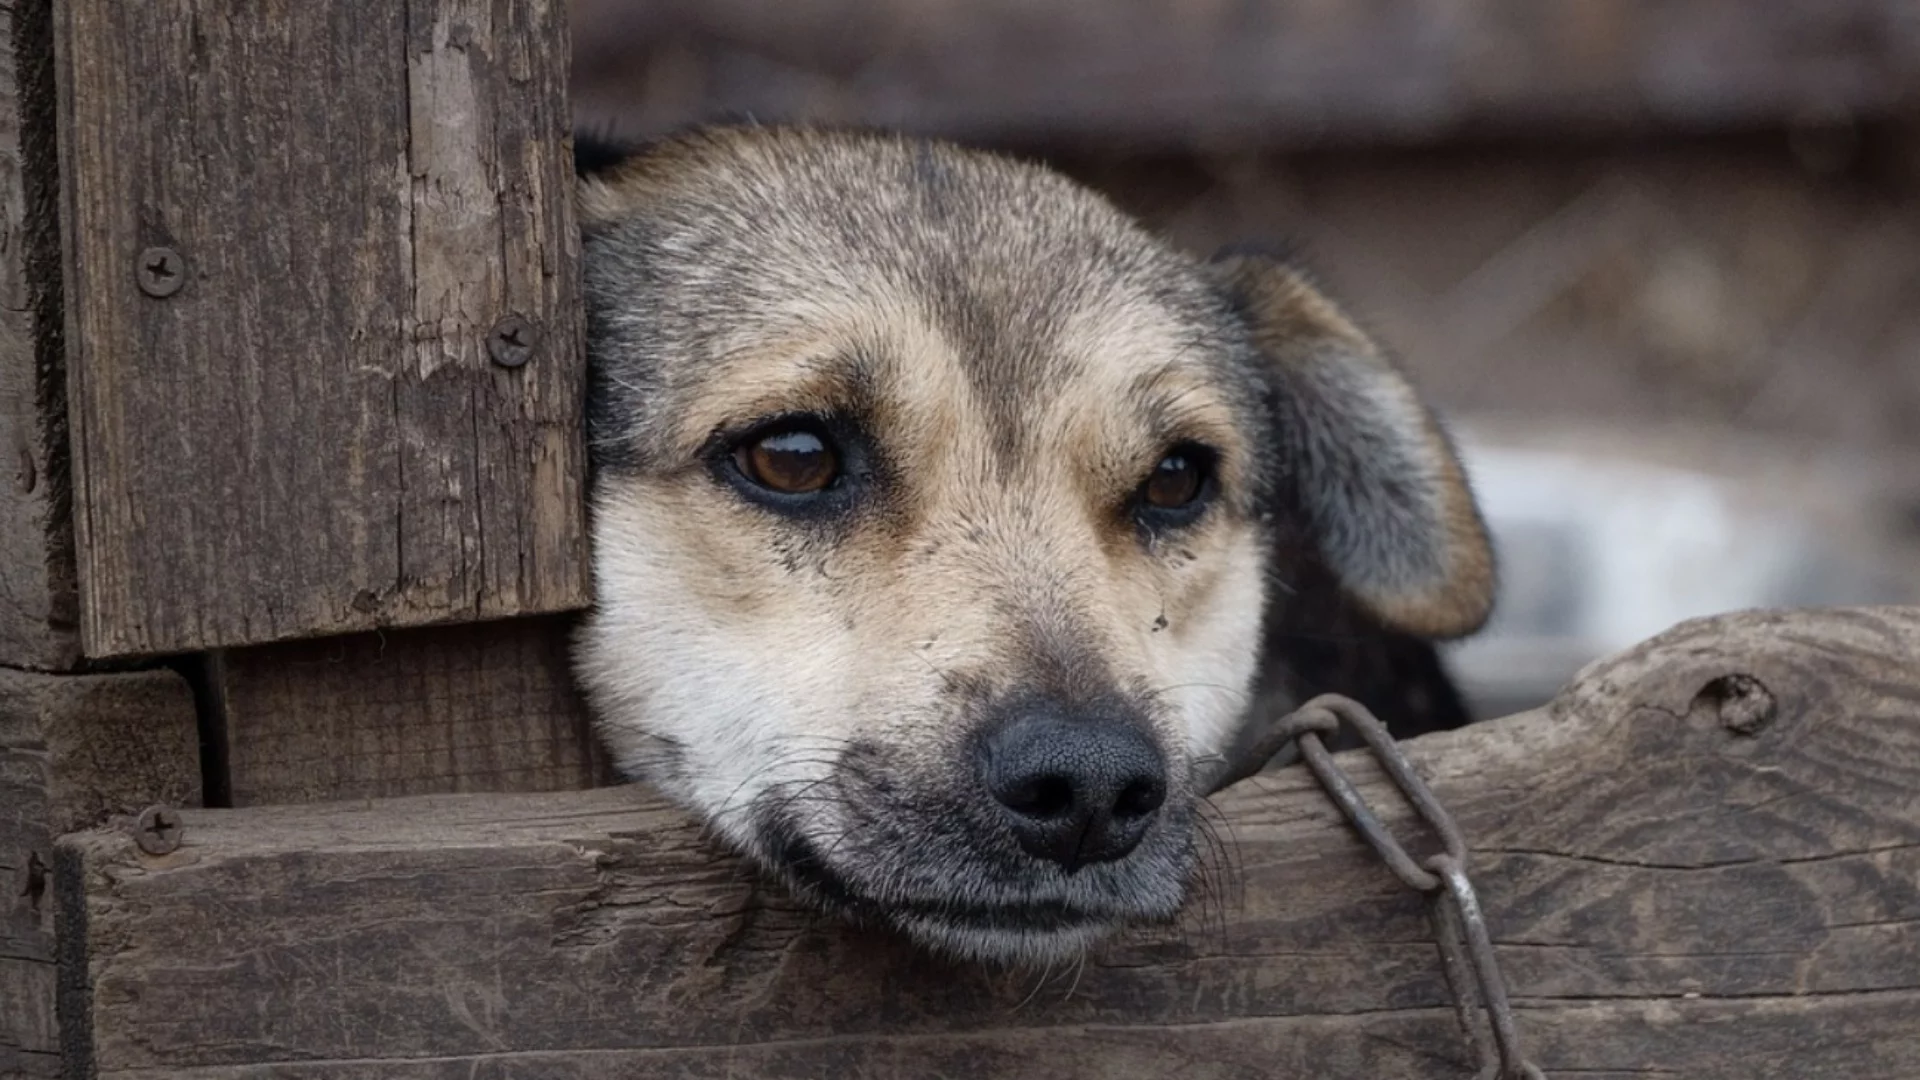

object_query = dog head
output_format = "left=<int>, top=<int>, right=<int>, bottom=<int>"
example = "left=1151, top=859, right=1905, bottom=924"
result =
left=573, top=127, right=1494, bottom=965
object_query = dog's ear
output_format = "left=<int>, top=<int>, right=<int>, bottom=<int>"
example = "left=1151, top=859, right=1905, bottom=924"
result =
left=574, top=128, right=644, bottom=179
left=1206, top=249, right=1495, bottom=640
left=572, top=128, right=663, bottom=231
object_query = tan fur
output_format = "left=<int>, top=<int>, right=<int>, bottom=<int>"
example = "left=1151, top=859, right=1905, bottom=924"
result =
left=581, top=285, right=1265, bottom=782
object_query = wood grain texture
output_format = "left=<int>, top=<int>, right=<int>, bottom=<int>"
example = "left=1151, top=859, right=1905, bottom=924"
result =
left=217, top=615, right=613, bottom=807
left=0, top=0, right=80, bottom=673
left=572, top=0, right=1920, bottom=150
left=52, top=607, right=1920, bottom=1078
left=1, top=667, right=199, bottom=1080
left=54, top=0, right=589, bottom=659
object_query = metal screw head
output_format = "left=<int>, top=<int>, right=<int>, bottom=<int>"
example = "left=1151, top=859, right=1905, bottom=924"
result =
left=136, top=246, right=185, bottom=298
left=487, top=315, right=538, bottom=368
left=133, top=804, right=183, bottom=855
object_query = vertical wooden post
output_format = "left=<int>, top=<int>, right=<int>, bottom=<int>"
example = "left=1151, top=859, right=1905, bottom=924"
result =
left=1, top=666, right=201, bottom=1077
left=0, top=0, right=79, bottom=674
left=55, top=0, right=591, bottom=659
left=0, top=4, right=208, bottom=1073
left=40, top=0, right=609, bottom=811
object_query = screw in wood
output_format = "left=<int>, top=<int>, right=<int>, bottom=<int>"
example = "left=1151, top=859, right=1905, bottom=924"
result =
left=135, top=246, right=186, bottom=298
left=487, top=314, right=538, bottom=368
left=133, top=804, right=184, bottom=855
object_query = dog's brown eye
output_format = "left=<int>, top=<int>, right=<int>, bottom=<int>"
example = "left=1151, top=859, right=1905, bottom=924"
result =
left=736, top=429, right=839, bottom=494
left=1143, top=450, right=1207, bottom=509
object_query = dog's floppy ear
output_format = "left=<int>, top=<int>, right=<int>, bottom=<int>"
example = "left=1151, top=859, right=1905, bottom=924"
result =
left=572, top=128, right=664, bottom=230
left=574, top=129, right=642, bottom=178
left=1207, top=249, right=1495, bottom=640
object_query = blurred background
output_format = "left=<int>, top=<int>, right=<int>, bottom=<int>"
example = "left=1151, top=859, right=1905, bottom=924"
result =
left=568, top=0, right=1920, bottom=719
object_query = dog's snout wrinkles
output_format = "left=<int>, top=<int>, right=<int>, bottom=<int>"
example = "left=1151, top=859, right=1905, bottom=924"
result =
left=982, top=707, right=1168, bottom=872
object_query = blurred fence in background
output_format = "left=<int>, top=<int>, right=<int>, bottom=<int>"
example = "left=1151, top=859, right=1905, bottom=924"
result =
left=570, top=0, right=1920, bottom=714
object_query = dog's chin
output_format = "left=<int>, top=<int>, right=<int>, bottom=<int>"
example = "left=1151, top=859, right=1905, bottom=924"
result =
left=884, top=904, right=1152, bottom=967
left=750, top=820, right=1193, bottom=968
left=786, top=868, right=1181, bottom=968
left=893, top=912, right=1122, bottom=967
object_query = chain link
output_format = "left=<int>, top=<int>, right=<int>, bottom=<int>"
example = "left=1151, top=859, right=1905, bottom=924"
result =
left=1209, top=693, right=1546, bottom=1080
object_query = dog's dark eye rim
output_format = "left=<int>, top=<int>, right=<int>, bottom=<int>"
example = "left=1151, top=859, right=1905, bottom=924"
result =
left=713, top=413, right=864, bottom=511
left=1133, top=441, right=1218, bottom=528
left=735, top=425, right=839, bottom=495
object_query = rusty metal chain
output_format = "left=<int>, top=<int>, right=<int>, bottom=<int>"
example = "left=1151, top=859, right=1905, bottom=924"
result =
left=1208, top=693, right=1547, bottom=1080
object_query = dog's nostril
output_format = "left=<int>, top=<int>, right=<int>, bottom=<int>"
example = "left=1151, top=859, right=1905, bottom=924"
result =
left=1001, top=774, right=1076, bottom=819
left=1114, top=777, right=1165, bottom=820
left=980, top=703, right=1170, bottom=871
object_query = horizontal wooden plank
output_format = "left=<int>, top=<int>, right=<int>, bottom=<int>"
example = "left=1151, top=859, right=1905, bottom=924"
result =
left=573, top=0, right=1920, bottom=149
left=45, top=994, right=1920, bottom=1080
left=217, top=616, right=612, bottom=807
left=52, top=607, right=1920, bottom=1077
left=55, top=0, right=589, bottom=657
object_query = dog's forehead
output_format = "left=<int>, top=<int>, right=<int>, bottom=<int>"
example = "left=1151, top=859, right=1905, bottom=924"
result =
left=584, top=129, right=1245, bottom=458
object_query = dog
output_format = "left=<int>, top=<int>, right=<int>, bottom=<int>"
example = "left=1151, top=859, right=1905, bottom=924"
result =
left=572, top=125, right=1496, bottom=967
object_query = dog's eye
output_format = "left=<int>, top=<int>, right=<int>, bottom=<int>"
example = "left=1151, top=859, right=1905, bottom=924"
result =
left=735, top=427, right=840, bottom=495
left=1132, top=443, right=1217, bottom=532
left=1142, top=447, right=1210, bottom=510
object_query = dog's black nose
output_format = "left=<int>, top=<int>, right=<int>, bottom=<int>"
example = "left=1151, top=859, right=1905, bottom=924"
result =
left=981, top=706, right=1168, bottom=871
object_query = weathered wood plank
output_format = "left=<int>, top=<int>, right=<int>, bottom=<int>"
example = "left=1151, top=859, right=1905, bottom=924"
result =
left=53, top=608, right=1920, bottom=1077
left=1, top=667, right=199, bottom=1080
left=216, top=615, right=612, bottom=807
left=50, top=994, right=1920, bottom=1080
left=572, top=0, right=1920, bottom=150
left=0, top=0, right=79, bottom=673
left=54, top=0, right=589, bottom=658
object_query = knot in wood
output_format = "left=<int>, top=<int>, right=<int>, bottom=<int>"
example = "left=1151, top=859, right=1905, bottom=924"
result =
left=1698, top=672, right=1776, bottom=736
left=19, top=850, right=48, bottom=912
